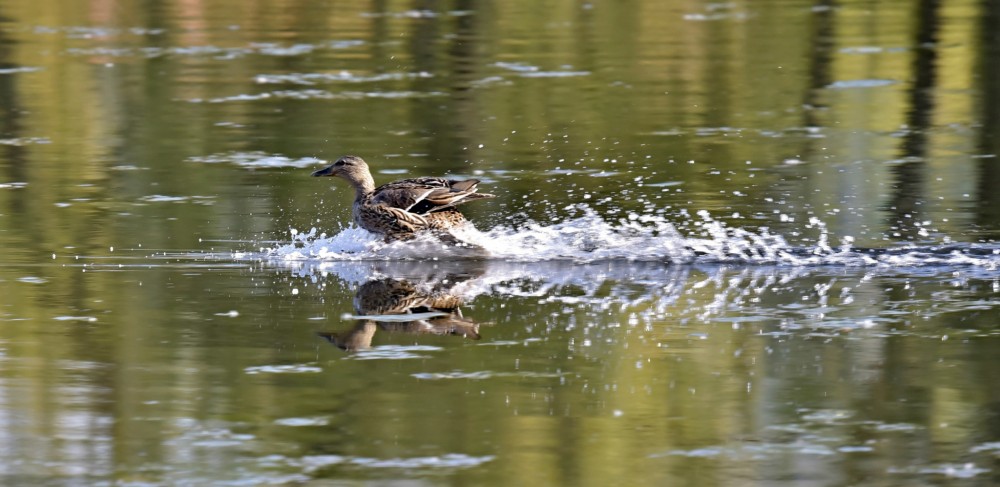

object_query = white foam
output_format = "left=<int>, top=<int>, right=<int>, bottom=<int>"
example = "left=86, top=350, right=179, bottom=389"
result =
left=260, top=207, right=1000, bottom=272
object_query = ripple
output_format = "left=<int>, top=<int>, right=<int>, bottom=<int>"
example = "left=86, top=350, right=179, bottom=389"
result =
left=283, top=452, right=493, bottom=473
left=493, top=61, right=589, bottom=78
left=139, top=195, right=216, bottom=205
left=251, top=43, right=316, bottom=56
left=165, top=420, right=255, bottom=450
left=33, top=25, right=164, bottom=38
left=273, top=417, right=330, bottom=427
left=189, top=89, right=444, bottom=103
left=971, top=442, right=1000, bottom=453
left=351, top=453, right=494, bottom=469
left=494, top=61, right=541, bottom=73
left=188, top=151, right=323, bottom=169
left=53, top=316, right=98, bottom=322
left=839, top=46, right=908, bottom=55
left=254, top=70, right=432, bottom=85
left=0, top=67, right=42, bottom=74
left=800, top=409, right=854, bottom=423
left=360, top=9, right=473, bottom=18
left=244, top=364, right=323, bottom=374
left=652, top=447, right=724, bottom=458
left=683, top=12, right=750, bottom=22
left=838, top=446, right=875, bottom=453
left=67, top=41, right=356, bottom=60
left=887, top=463, right=990, bottom=479
left=872, top=422, right=921, bottom=432
left=827, top=79, right=897, bottom=89
left=413, top=370, right=567, bottom=380
left=350, top=344, right=443, bottom=360
left=519, top=70, right=590, bottom=78
left=0, top=137, right=51, bottom=146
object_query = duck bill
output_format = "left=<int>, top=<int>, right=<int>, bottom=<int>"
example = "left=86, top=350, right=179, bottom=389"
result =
left=311, top=164, right=337, bottom=177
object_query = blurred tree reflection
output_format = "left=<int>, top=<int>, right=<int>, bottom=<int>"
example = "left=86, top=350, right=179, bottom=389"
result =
left=889, top=0, right=939, bottom=240
left=977, top=0, right=1000, bottom=236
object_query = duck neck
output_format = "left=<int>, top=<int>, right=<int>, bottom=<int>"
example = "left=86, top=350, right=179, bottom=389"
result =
left=349, top=175, right=376, bottom=201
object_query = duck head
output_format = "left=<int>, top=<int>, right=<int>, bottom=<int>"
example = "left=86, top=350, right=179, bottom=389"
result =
left=311, top=155, right=368, bottom=178
left=311, top=155, right=376, bottom=194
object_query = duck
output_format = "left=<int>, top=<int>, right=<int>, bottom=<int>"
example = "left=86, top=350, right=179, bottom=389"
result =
left=317, top=276, right=482, bottom=351
left=311, top=155, right=494, bottom=242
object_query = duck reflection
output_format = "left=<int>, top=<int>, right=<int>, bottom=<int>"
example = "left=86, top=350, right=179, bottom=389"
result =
left=319, top=274, right=481, bottom=351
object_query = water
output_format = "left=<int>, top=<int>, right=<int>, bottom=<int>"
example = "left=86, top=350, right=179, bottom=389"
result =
left=2, top=0, right=1000, bottom=485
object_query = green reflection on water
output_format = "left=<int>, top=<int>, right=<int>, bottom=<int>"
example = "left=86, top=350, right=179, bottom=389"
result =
left=1, top=260, right=999, bottom=485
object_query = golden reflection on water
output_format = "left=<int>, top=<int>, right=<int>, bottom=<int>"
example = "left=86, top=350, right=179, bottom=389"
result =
left=0, top=0, right=997, bottom=245
left=2, top=260, right=999, bottom=484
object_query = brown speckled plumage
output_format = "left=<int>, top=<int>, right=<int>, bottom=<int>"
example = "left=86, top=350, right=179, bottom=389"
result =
left=311, top=155, right=494, bottom=242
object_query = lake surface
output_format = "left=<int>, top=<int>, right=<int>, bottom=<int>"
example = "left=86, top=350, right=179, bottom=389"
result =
left=1, top=0, right=999, bottom=485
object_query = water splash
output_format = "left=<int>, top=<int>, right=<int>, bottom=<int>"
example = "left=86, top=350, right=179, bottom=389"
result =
left=263, top=206, right=1000, bottom=270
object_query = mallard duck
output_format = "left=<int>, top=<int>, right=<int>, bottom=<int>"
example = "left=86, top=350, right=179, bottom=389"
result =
left=311, top=155, right=494, bottom=242
left=317, top=277, right=481, bottom=351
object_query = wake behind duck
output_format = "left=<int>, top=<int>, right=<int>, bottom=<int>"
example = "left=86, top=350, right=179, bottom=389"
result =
left=269, top=205, right=1000, bottom=273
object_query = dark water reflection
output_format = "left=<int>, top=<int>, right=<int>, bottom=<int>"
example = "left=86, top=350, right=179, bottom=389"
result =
left=0, top=0, right=999, bottom=484
left=320, top=272, right=483, bottom=351
left=1, top=258, right=999, bottom=485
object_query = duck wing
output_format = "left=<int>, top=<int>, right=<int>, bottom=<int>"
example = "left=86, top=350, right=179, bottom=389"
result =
left=357, top=204, right=430, bottom=234
left=371, top=177, right=494, bottom=215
